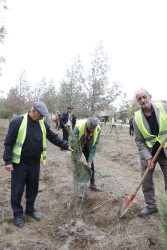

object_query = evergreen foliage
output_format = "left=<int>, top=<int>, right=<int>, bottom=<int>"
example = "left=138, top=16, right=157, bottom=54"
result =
left=68, top=127, right=90, bottom=184
left=158, top=181, right=167, bottom=249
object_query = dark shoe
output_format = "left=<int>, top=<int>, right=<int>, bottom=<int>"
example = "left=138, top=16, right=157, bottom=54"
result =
left=139, top=206, right=158, bottom=217
left=90, top=184, right=100, bottom=192
left=26, top=211, right=41, bottom=221
left=14, top=217, right=24, bottom=228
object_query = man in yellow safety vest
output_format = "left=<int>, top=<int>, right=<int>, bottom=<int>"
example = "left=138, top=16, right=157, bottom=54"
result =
left=3, top=102, right=73, bottom=228
left=72, top=116, right=101, bottom=198
left=110, top=114, right=118, bottom=134
left=134, top=89, right=167, bottom=216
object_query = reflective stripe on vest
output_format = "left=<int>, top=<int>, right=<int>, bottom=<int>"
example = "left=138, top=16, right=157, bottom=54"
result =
left=135, top=103, right=167, bottom=148
left=112, top=118, right=116, bottom=125
left=76, top=121, right=101, bottom=147
left=12, top=113, right=47, bottom=165
left=39, top=119, right=47, bottom=165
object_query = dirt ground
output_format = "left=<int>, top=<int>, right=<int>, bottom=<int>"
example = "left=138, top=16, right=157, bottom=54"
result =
left=0, top=118, right=165, bottom=250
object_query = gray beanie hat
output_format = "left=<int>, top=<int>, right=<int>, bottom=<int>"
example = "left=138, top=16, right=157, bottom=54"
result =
left=33, top=102, right=49, bottom=116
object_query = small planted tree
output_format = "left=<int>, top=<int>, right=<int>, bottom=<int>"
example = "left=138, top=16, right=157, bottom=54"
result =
left=68, top=129, right=83, bottom=182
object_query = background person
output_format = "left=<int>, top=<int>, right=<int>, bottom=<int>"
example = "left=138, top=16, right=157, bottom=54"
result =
left=60, top=107, right=73, bottom=143
left=55, top=111, right=61, bottom=130
left=129, top=116, right=134, bottom=136
left=72, top=113, right=77, bottom=130
left=3, top=101, right=73, bottom=228
left=134, top=89, right=167, bottom=216
left=110, top=114, right=118, bottom=134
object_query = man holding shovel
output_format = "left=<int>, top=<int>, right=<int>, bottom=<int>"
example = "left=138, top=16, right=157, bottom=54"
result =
left=134, top=89, right=167, bottom=216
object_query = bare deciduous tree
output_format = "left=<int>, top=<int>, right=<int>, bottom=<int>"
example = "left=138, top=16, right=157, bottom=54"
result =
left=57, top=57, right=88, bottom=117
left=40, top=80, right=58, bottom=117
left=0, top=0, right=7, bottom=76
left=4, top=71, right=32, bottom=116
left=33, top=77, right=48, bottom=101
left=84, top=42, right=122, bottom=115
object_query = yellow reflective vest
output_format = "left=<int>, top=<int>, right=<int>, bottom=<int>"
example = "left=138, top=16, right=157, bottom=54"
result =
left=135, top=103, right=167, bottom=148
left=76, top=120, right=101, bottom=147
left=112, top=118, right=116, bottom=125
left=12, top=113, right=47, bottom=165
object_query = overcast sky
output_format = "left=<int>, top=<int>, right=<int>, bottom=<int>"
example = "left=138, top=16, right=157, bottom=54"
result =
left=0, top=0, right=167, bottom=102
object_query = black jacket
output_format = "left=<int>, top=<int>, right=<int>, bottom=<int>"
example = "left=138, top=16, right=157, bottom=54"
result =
left=3, top=113, right=69, bottom=165
left=72, top=114, right=76, bottom=129
left=59, top=111, right=69, bottom=128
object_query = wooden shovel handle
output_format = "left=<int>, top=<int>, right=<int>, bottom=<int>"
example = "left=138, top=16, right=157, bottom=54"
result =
left=134, top=135, right=167, bottom=196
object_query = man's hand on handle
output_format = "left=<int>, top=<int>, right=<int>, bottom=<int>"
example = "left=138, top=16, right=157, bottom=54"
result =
left=146, top=158, right=154, bottom=170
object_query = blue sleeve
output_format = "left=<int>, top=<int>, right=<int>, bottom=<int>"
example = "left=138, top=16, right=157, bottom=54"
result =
left=44, top=121, right=69, bottom=150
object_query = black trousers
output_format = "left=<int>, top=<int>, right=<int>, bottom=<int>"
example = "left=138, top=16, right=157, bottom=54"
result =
left=62, top=126, right=69, bottom=142
left=11, top=161, right=40, bottom=218
left=82, top=145, right=95, bottom=184
left=130, top=125, right=134, bottom=136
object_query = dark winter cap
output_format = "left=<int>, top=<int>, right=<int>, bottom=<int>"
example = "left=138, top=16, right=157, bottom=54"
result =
left=33, top=102, right=49, bottom=116
left=67, top=106, right=73, bottom=110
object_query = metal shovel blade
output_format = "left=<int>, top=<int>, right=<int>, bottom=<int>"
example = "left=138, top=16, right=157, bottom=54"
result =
left=117, top=135, right=167, bottom=218
left=117, top=195, right=135, bottom=217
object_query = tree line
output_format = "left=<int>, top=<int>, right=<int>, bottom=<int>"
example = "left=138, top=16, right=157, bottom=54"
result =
left=0, top=42, right=124, bottom=120
left=1, top=40, right=166, bottom=121
left=0, top=0, right=7, bottom=76
left=1, top=2, right=166, bottom=122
